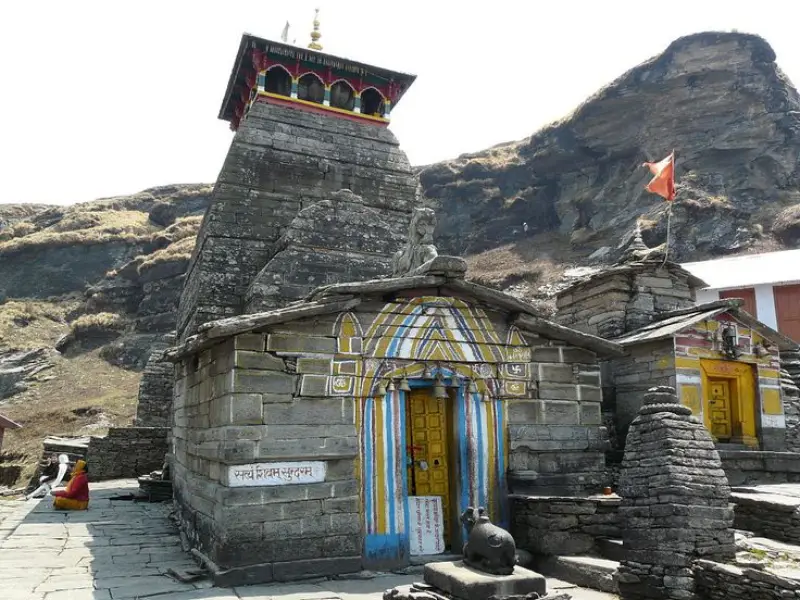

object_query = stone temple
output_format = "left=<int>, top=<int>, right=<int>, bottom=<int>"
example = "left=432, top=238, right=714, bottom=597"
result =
left=162, top=25, right=631, bottom=586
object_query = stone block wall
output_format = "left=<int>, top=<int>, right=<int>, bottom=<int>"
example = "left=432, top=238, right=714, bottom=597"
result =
left=720, top=450, right=800, bottom=485
left=507, top=344, right=610, bottom=495
left=171, top=332, right=361, bottom=584
left=244, top=190, right=408, bottom=313
left=731, top=490, right=800, bottom=543
left=135, top=334, right=175, bottom=427
left=607, top=340, right=676, bottom=445
left=176, top=101, right=418, bottom=341
left=510, top=495, right=620, bottom=556
left=694, top=559, right=800, bottom=600
left=87, top=427, right=169, bottom=480
left=555, top=264, right=695, bottom=339
left=782, top=350, right=800, bottom=452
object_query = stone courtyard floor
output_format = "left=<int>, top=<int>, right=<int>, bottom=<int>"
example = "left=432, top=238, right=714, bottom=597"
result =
left=0, top=480, right=617, bottom=600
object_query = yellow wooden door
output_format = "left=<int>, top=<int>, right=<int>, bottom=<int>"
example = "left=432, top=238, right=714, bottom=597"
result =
left=407, top=389, right=451, bottom=543
left=708, top=379, right=733, bottom=440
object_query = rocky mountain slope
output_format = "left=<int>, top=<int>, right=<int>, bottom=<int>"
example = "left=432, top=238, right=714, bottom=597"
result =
left=2, top=31, right=800, bottom=486
left=423, top=31, right=800, bottom=262
left=0, top=185, right=211, bottom=486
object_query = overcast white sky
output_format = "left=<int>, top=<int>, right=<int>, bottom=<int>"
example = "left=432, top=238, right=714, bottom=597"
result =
left=1, top=1, right=799, bottom=205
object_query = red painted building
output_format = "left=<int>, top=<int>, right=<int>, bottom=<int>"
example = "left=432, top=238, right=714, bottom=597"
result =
left=684, top=249, right=800, bottom=343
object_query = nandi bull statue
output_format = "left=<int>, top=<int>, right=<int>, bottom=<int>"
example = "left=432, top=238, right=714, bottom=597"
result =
left=460, top=506, right=516, bottom=576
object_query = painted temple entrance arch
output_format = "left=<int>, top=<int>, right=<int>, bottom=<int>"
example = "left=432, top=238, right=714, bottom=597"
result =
left=700, top=359, right=757, bottom=448
left=334, top=298, right=515, bottom=567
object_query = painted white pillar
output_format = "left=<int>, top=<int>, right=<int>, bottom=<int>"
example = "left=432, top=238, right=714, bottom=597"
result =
left=755, top=284, right=778, bottom=330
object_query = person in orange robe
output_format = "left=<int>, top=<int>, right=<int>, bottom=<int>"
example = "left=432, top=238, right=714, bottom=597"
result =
left=52, top=459, right=89, bottom=510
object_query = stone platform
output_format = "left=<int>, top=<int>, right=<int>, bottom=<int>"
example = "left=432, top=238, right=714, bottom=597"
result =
left=424, top=561, right=547, bottom=600
left=0, top=480, right=616, bottom=600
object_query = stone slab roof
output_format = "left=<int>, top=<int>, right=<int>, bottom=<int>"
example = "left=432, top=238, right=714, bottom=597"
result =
left=0, top=413, right=21, bottom=430
left=613, top=298, right=799, bottom=351
left=556, top=260, right=708, bottom=298
left=165, top=262, right=625, bottom=362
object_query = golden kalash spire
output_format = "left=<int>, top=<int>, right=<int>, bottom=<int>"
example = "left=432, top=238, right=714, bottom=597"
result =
left=308, top=8, right=323, bottom=50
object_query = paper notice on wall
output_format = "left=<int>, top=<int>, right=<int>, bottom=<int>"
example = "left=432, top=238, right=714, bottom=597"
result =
left=408, top=496, right=445, bottom=556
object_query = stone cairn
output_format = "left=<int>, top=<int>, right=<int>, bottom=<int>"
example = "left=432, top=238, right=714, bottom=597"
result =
left=616, top=386, right=735, bottom=600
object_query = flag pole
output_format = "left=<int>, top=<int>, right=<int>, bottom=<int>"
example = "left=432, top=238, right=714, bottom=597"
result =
left=662, top=202, right=672, bottom=267
left=661, top=149, right=675, bottom=267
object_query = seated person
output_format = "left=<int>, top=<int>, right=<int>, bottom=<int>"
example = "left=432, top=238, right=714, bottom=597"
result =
left=52, top=459, right=89, bottom=510
left=26, top=454, right=68, bottom=500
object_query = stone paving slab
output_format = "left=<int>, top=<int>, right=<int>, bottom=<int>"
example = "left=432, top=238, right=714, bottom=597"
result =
left=0, top=479, right=617, bottom=600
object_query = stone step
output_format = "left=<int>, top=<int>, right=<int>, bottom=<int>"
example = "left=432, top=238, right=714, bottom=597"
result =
left=716, top=442, right=750, bottom=451
left=534, top=555, right=619, bottom=594
left=596, top=537, right=625, bottom=562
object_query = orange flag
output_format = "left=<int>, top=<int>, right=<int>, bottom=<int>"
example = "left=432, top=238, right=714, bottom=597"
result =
left=642, top=151, right=675, bottom=201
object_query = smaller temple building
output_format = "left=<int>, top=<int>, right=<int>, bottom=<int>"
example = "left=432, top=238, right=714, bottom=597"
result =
left=612, top=298, right=795, bottom=450
left=556, top=229, right=799, bottom=452
left=164, top=213, right=623, bottom=584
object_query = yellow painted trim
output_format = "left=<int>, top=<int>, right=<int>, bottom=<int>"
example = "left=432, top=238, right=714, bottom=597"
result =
left=759, top=369, right=780, bottom=379
left=680, top=384, right=702, bottom=416
left=676, top=356, right=701, bottom=369
left=762, top=388, right=783, bottom=415
left=258, top=91, right=389, bottom=122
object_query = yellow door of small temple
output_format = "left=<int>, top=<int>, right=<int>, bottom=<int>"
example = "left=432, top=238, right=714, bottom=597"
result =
left=406, top=388, right=452, bottom=545
left=708, top=379, right=733, bottom=440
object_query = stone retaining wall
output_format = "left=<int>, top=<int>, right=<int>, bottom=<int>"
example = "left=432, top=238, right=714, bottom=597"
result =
left=731, top=491, right=800, bottom=543
left=694, top=559, right=800, bottom=600
left=510, top=495, right=621, bottom=555
left=720, top=450, right=800, bottom=485
left=135, top=335, right=175, bottom=428
left=87, top=427, right=169, bottom=480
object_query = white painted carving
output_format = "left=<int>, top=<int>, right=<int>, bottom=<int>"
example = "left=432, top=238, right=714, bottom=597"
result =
left=227, top=461, right=326, bottom=487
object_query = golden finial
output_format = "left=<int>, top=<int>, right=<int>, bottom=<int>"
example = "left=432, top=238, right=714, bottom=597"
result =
left=308, top=8, right=323, bottom=51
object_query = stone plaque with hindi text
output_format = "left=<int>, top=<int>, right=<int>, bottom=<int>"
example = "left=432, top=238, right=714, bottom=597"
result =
left=227, top=461, right=326, bottom=487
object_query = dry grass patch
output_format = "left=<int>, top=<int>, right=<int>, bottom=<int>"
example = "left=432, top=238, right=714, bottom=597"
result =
left=466, top=233, right=572, bottom=292
left=0, top=210, right=159, bottom=255
left=467, top=245, right=549, bottom=289
left=139, top=235, right=196, bottom=273
left=163, top=215, right=203, bottom=241
left=0, top=298, right=78, bottom=349
left=69, top=312, right=127, bottom=337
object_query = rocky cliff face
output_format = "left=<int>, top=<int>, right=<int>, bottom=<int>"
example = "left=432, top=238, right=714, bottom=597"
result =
left=0, top=185, right=212, bottom=377
left=422, top=32, right=800, bottom=262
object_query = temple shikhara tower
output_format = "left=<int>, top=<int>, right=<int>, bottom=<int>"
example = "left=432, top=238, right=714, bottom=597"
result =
left=176, top=17, right=419, bottom=341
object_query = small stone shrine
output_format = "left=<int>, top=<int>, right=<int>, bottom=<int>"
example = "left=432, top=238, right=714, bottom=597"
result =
left=616, top=386, right=735, bottom=600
